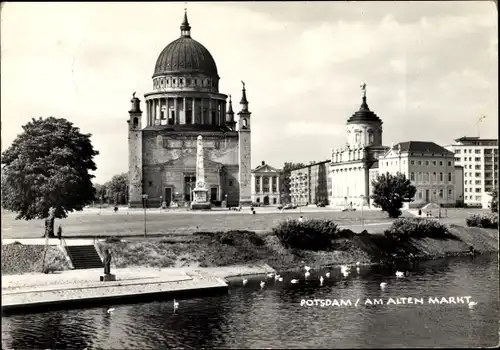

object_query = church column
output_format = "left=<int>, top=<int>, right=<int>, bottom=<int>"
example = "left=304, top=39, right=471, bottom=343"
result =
left=182, top=97, right=187, bottom=124
left=201, top=98, right=205, bottom=124
left=173, top=97, right=178, bottom=123
left=192, top=98, right=196, bottom=124
left=260, top=176, right=263, bottom=193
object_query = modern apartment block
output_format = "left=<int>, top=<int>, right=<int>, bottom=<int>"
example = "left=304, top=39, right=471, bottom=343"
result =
left=445, top=137, right=498, bottom=207
left=290, top=160, right=331, bottom=206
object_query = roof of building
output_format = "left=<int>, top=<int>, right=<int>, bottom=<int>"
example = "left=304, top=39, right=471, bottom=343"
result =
left=454, top=136, right=498, bottom=142
left=291, top=159, right=331, bottom=172
left=347, top=85, right=382, bottom=124
left=153, top=11, right=219, bottom=78
left=252, top=163, right=281, bottom=173
left=369, top=160, right=379, bottom=169
left=391, top=141, right=454, bottom=155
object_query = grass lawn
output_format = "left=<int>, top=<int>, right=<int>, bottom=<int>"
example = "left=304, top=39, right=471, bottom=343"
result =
left=2, top=209, right=398, bottom=239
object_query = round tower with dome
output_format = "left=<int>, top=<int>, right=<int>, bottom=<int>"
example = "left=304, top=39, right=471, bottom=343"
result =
left=127, top=11, right=250, bottom=208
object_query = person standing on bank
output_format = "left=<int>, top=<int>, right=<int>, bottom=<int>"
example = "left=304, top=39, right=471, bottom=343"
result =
left=103, top=249, right=112, bottom=275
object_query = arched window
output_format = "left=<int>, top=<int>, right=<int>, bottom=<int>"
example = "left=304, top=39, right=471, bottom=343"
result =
left=355, top=132, right=360, bottom=143
left=368, top=133, right=374, bottom=144
left=132, top=117, right=138, bottom=128
left=242, top=118, right=248, bottom=128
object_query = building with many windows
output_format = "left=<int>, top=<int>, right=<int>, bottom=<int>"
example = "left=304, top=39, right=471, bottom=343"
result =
left=445, top=137, right=498, bottom=207
left=290, top=160, right=331, bottom=206
left=251, top=161, right=282, bottom=205
left=330, top=84, right=389, bottom=208
left=374, top=141, right=463, bottom=208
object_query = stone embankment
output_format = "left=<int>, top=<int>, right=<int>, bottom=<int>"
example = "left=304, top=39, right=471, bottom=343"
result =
left=1, top=264, right=276, bottom=315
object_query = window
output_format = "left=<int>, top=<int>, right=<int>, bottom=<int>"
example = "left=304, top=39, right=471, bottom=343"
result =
left=475, top=149, right=481, bottom=154
left=439, top=189, right=443, bottom=198
left=180, top=78, right=184, bottom=85
left=455, top=149, right=461, bottom=154
left=424, top=173, right=429, bottom=182
left=475, top=157, right=481, bottom=162
left=448, top=173, right=452, bottom=182
left=148, top=181, right=153, bottom=187
left=439, top=172, right=443, bottom=182
left=417, top=160, right=422, bottom=165
left=355, top=133, right=360, bottom=143
left=194, top=79, right=198, bottom=85
left=469, top=157, right=472, bottom=161
left=465, top=188, right=468, bottom=192
left=173, top=79, right=176, bottom=84
left=448, top=161, right=452, bottom=166
left=448, top=189, right=452, bottom=198
left=433, top=172, right=437, bottom=183
left=368, top=133, right=374, bottom=144
left=418, top=192, right=422, bottom=199
left=410, top=172, right=415, bottom=181
left=411, top=160, right=415, bottom=165
left=475, top=172, right=481, bottom=177
left=475, top=196, right=481, bottom=201
left=475, top=188, right=481, bottom=193
left=439, top=161, right=443, bottom=166
left=229, top=180, right=233, bottom=187
left=167, top=79, right=170, bottom=85
left=475, top=165, right=481, bottom=170
left=418, top=172, right=422, bottom=182
left=425, top=161, right=429, bottom=166
left=455, top=157, right=461, bottom=162
left=433, top=161, right=437, bottom=166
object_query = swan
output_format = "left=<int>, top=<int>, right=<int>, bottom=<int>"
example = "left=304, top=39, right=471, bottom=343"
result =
left=319, top=276, right=324, bottom=285
left=242, top=278, right=248, bottom=285
left=304, top=266, right=311, bottom=272
left=107, top=308, right=115, bottom=314
left=356, top=262, right=361, bottom=266
left=468, top=301, right=478, bottom=308
left=325, top=272, right=331, bottom=278
left=274, top=274, right=280, bottom=281
left=395, top=271, right=404, bottom=278
left=380, top=282, right=387, bottom=288
left=340, top=265, right=350, bottom=272
left=260, top=281, right=265, bottom=289
left=356, top=267, right=360, bottom=273
left=305, top=271, right=311, bottom=278
left=278, top=277, right=283, bottom=282
left=341, top=271, right=349, bottom=278
left=173, top=300, right=179, bottom=309
left=267, top=273, right=274, bottom=278
left=291, top=279, right=299, bottom=284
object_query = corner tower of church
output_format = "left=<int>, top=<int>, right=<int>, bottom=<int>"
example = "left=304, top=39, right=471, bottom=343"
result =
left=127, top=11, right=250, bottom=208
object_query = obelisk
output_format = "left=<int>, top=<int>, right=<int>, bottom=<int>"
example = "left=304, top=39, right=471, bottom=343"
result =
left=191, top=135, right=211, bottom=210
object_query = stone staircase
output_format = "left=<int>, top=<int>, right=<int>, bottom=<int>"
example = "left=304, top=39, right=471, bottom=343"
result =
left=65, top=245, right=103, bottom=270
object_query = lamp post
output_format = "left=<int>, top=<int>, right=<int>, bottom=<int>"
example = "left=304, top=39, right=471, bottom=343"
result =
left=159, top=195, right=163, bottom=211
left=100, top=195, right=104, bottom=215
left=142, top=194, right=148, bottom=237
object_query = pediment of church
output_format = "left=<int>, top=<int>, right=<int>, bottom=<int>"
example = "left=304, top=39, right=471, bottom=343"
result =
left=163, top=154, right=224, bottom=170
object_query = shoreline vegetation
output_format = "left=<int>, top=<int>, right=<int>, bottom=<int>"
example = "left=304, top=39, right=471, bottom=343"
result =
left=2, top=216, right=498, bottom=277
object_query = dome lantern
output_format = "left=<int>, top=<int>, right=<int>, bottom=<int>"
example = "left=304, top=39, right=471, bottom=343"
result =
left=180, top=9, right=191, bottom=38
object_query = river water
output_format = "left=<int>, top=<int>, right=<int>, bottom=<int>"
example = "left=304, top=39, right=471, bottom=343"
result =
left=2, top=253, right=499, bottom=349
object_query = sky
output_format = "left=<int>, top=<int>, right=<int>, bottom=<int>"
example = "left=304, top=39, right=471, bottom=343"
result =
left=1, top=1, right=498, bottom=184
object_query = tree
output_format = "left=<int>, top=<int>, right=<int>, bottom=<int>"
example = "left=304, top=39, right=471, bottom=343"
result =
left=106, top=173, right=128, bottom=205
left=490, top=188, right=498, bottom=213
left=370, top=172, right=416, bottom=218
left=280, top=162, right=306, bottom=203
left=1, top=117, right=99, bottom=237
left=93, top=183, right=108, bottom=204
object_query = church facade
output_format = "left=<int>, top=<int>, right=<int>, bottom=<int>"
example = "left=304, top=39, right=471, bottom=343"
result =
left=127, top=12, right=252, bottom=208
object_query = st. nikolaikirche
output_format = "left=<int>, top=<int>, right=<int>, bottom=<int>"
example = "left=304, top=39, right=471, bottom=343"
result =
left=127, top=11, right=252, bottom=208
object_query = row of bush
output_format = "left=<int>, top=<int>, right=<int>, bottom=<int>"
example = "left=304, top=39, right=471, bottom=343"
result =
left=466, top=213, right=498, bottom=229
left=383, top=218, right=453, bottom=241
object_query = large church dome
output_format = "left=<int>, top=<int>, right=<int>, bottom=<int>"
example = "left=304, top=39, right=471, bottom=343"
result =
left=153, top=12, right=218, bottom=78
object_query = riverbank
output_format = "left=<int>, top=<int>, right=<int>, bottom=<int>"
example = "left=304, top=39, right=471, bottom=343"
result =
left=2, top=220, right=497, bottom=314
left=1, top=264, right=277, bottom=315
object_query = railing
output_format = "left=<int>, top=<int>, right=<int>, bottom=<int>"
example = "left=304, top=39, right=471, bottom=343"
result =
left=59, top=237, right=74, bottom=269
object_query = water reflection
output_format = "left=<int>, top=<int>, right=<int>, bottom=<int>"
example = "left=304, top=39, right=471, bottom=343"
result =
left=2, top=254, right=498, bottom=349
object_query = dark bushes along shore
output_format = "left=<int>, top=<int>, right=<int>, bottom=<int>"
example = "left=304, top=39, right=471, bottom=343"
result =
left=466, top=213, right=498, bottom=229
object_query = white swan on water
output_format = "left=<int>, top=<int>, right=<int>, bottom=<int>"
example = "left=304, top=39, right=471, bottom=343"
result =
left=267, top=273, right=274, bottom=278
left=242, top=278, right=248, bottom=285
left=304, top=266, right=311, bottom=272
left=278, top=277, right=283, bottom=282
left=173, top=300, right=179, bottom=309
left=274, top=274, right=280, bottom=281
left=380, top=282, right=387, bottom=288
left=325, top=272, right=331, bottom=278
left=305, top=271, right=311, bottom=278
left=340, top=265, right=350, bottom=273
left=260, top=281, right=265, bottom=289
left=291, top=279, right=299, bottom=284
left=107, top=308, right=115, bottom=314
left=395, top=271, right=404, bottom=278
left=356, top=262, right=361, bottom=266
